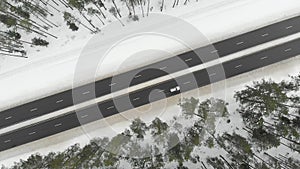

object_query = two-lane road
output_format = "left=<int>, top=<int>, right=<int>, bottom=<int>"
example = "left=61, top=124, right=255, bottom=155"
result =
left=0, top=36, right=299, bottom=152
left=1, top=15, right=300, bottom=129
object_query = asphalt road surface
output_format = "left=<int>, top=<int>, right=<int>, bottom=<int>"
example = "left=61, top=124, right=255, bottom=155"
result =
left=1, top=15, right=300, bottom=130
left=0, top=36, right=299, bottom=152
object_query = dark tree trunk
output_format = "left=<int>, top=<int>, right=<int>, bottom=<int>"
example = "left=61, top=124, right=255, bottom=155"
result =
left=112, top=0, right=122, bottom=18
left=80, top=11, right=96, bottom=29
left=173, top=0, right=177, bottom=8
left=219, top=155, right=234, bottom=169
left=160, top=0, right=164, bottom=11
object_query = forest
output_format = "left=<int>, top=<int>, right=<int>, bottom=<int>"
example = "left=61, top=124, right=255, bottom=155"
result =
left=0, top=0, right=197, bottom=58
left=2, top=73, right=299, bottom=168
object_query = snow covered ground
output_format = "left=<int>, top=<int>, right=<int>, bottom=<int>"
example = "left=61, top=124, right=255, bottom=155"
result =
left=1, top=0, right=300, bottom=166
left=1, top=55, right=299, bottom=167
left=1, top=0, right=300, bottom=111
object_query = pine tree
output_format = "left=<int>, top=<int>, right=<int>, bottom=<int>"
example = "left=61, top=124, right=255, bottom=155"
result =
left=179, top=97, right=199, bottom=117
left=130, top=118, right=148, bottom=139
left=251, top=127, right=280, bottom=150
left=236, top=76, right=300, bottom=151
left=149, top=117, right=169, bottom=136
left=31, top=37, right=49, bottom=46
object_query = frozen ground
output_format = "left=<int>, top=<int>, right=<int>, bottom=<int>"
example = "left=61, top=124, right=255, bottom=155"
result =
left=1, top=0, right=300, bottom=167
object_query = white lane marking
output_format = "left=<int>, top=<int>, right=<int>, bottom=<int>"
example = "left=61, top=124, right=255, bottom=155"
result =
left=284, top=48, right=292, bottom=52
left=5, top=116, right=12, bottom=120
left=159, top=66, right=167, bottom=70
left=2, top=30, right=300, bottom=136
left=210, top=50, right=218, bottom=54
left=30, top=108, right=38, bottom=112
left=286, top=25, right=293, bottom=29
left=82, top=91, right=90, bottom=95
left=183, top=81, right=191, bottom=85
left=185, top=58, right=193, bottom=62
left=4, top=140, right=11, bottom=143
left=56, top=99, right=64, bottom=103
left=209, top=73, right=216, bottom=77
left=109, top=83, right=117, bottom=87
left=106, top=106, right=114, bottom=110
left=261, top=33, right=269, bottom=37
left=28, top=131, right=36, bottom=135
left=133, top=97, right=140, bottom=101
left=54, top=123, right=62, bottom=127
left=260, top=56, right=268, bottom=60
left=235, top=64, right=243, bottom=69
left=236, top=42, right=244, bottom=45
left=81, top=115, right=88, bottom=118
left=134, top=74, right=142, bottom=78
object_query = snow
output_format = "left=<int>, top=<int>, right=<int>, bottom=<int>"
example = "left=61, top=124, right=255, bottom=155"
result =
left=2, top=55, right=298, bottom=167
left=1, top=0, right=300, bottom=111
left=0, top=0, right=300, bottom=167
